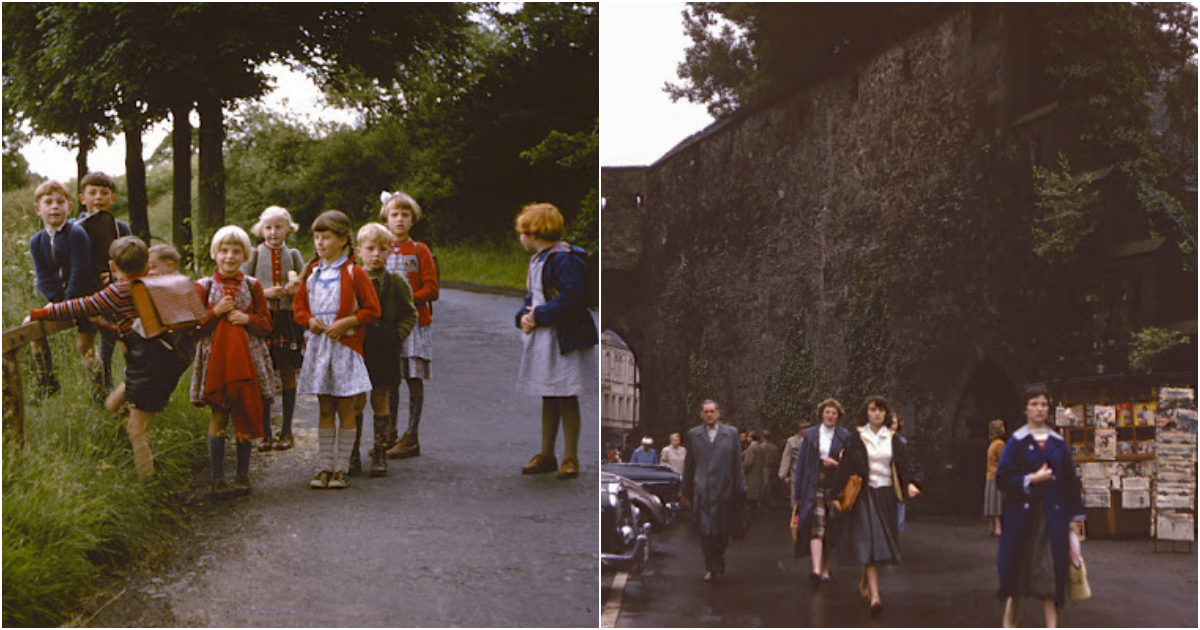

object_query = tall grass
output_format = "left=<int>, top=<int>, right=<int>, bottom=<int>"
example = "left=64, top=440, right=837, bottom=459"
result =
left=435, top=240, right=530, bottom=291
left=2, top=183, right=209, bottom=627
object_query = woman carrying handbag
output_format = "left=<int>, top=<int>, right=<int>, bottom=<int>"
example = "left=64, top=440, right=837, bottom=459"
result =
left=995, top=386, right=1086, bottom=628
left=791, top=398, right=852, bottom=587
left=833, top=395, right=921, bottom=616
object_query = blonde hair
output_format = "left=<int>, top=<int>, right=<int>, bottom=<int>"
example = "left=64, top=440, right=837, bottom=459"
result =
left=380, top=192, right=422, bottom=223
left=251, top=205, right=299, bottom=238
left=210, top=225, right=253, bottom=260
left=148, top=243, right=181, bottom=266
left=514, top=203, right=564, bottom=241
left=34, top=180, right=73, bottom=203
left=357, top=222, right=394, bottom=249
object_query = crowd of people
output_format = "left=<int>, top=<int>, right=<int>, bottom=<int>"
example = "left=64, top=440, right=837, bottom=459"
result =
left=676, top=387, right=1087, bottom=627
left=23, top=175, right=596, bottom=491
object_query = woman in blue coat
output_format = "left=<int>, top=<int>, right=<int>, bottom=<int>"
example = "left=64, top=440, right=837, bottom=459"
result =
left=995, top=387, right=1085, bottom=628
left=792, top=398, right=851, bottom=587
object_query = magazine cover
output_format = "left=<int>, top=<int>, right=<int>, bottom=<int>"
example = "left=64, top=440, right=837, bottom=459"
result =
left=1095, top=428, right=1117, bottom=460
left=1055, top=405, right=1078, bottom=427
left=1094, top=405, right=1116, bottom=429
left=1134, top=402, right=1157, bottom=427
left=1116, top=403, right=1133, bottom=427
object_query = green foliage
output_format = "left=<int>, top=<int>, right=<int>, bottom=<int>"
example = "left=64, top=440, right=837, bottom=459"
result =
left=1037, top=3, right=1197, bottom=265
left=1031, top=152, right=1101, bottom=265
left=566, top=188, right=599, bottom=253
left=665, top=3, right=760, bottom=118
left=839, top=264, right=891, bottom=416
left=760, top=315, right=821, bottom=435
left=682, top=335, right=713, bottom=420
left=436, top=241, right=530, bottom=290
left=1128, top=327, right=1190, bottom=373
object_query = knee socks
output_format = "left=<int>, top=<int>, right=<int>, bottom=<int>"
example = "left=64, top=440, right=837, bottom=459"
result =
left=560, top=397, right=581, bottom=462
left=261, top=403, right=273, bottom=439
left=388, top=385, right=401, bottom=435
left=373, top=415, right=389, bottom=457
left=208, top=435, right=226, bottom=480
left=405, top=390, right=424, bottom=437
left=353, top=411, right=364, bottom=452
left=235, top=440, right=251, bottom=478
left=318, top=427, right=335, bottom=472
left=281, top=388, right=296, bottom=437
left=541, top=397, right=562, bottom=457
left=336, top=428, right=356, bottom=473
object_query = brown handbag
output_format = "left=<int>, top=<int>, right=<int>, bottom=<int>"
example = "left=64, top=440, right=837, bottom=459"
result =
left=834, top=474, right=863, bottom=512
left=130, top=275, right=206, bottom=337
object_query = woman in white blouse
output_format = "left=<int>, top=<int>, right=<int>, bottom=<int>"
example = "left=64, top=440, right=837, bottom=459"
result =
left=835, top=395, right=921, bottom=616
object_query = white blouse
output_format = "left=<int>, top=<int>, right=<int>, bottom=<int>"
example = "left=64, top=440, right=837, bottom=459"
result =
left=858, top=425, right=894, bottom=489
left=818, top=424, right=835, bottom=459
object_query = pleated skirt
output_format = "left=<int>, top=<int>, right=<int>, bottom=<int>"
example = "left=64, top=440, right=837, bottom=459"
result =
left=983, top=478, right=1004, bottom=517
left=841, top=486, right=902, bottom=566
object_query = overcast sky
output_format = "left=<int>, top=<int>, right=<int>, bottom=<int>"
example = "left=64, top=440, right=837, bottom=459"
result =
left=600, top=2, right=714, bottom=167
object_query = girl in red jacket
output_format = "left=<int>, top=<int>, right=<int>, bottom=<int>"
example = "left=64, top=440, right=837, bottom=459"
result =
left=294, top=210, right=382, bottom=489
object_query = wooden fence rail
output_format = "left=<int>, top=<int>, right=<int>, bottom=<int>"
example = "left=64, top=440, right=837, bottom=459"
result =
left=2, top=319, right=75, bottom=447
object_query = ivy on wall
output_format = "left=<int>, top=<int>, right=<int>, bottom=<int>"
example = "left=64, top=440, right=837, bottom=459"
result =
left=1031, top=152, right=1101, bottom=265
left=760, top=314, right=822, bottom=436
left=839, top=264, right=892, bottom=417
left=681, top=335, right=712, bottom=421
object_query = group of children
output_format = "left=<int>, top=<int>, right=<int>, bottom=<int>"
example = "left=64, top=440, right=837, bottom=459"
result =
left=25, top=177, right=437, bottom=492
left=24, top=175, right=596, bottom=490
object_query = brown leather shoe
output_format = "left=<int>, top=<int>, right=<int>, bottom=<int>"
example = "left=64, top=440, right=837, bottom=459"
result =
left=274, top=434, right=295, bottom=451
left=522, top=453, right=558, bottom=475
left=386, top=433, right=420, bottom=459
left=556, top=457, right=579, bottom=479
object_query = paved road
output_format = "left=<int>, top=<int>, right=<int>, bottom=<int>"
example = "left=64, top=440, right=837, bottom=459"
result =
left=88, top=289, right=599, bottom=627
left=605, top=506, right=1198, bottom=627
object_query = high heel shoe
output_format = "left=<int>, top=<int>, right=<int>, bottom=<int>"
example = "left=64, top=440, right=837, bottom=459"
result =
left=869, top=598, right=883, bottom=616
left=810, top=573, right=822, bottom=587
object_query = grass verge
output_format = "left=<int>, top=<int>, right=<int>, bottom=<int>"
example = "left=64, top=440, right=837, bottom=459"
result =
left=3, top=183, right=209, bottom=627
left=434, top=240, right=530, bottom=292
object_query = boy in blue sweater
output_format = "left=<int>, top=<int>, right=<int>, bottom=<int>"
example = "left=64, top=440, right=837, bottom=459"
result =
left=28, top=180, right=95, bottom=396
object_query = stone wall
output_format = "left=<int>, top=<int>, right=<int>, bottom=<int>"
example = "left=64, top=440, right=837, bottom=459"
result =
left=602, top=6, right=1116, bottom=511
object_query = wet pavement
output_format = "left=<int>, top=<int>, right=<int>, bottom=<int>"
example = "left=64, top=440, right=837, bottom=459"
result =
left=86, top=289, right=599, bottom=627
left=605, top=505, right=1197, bottom=627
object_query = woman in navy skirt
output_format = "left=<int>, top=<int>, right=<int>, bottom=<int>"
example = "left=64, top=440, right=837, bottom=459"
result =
left=835, top=395, right=921, bottom=616
left=995, top=387, right=1085, bottom=628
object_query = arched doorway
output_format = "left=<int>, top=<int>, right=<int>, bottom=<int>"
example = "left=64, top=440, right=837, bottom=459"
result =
left=948, top=360, right=1020, bottom=517
left=601, top=329, right=640, bottom=461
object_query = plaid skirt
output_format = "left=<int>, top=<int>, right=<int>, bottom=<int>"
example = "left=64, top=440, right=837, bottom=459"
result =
left=810, top=465, right=832, bottom=540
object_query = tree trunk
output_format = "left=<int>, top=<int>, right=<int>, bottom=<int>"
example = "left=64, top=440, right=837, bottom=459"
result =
left=124, top=104, right=150, bottom=241
left=75, top=126, right=91, bottom=197
left=197, top=94, right=225, bottom=248
left=171, top=102, right=193, bottom=269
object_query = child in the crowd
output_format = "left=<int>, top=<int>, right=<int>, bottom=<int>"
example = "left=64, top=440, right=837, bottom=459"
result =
left=293, top=210, right=381, bottom=489
left=106, top=242, right=189, bottom=412
left=242, top=206, right=306, bottom=452
left=147, top=243, right=182, bottom=276
left=28, top=179, right=95, bottom=397
left=379, top=192, right=438, bottom=459
left=513, top=203, right=598, bottom=479
left=191, top=226, right=276, bottom=495
left=75, top=172, right=132, bottom=400
left=352, top=222, right=418, bottom=476
left=27, top=236, right=191, bottom=478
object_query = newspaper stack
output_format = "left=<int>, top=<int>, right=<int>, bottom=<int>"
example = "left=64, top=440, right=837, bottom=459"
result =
left=1154, top=388, right=1197, bottom=541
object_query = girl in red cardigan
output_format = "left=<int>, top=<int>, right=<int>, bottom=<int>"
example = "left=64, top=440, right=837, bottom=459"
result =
left=191, top=226, right=277, bottom=495
left=294, top=210, right=381, bottom=489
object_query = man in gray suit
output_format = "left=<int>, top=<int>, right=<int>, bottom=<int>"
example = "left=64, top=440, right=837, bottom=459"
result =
left=682, top=400, right=747, bottom=582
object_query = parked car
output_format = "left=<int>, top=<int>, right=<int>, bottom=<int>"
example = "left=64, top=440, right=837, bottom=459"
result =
left=601, top=472, right=649, bottom=570
left=602, top=462, right=683, bottom=517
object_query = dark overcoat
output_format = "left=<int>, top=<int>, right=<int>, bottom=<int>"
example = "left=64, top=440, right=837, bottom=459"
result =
left=995, top=424, right=1085, bottom=608
left=683, top=423, right=746, bottom=538
left=791, top=424, right=851, bottom=557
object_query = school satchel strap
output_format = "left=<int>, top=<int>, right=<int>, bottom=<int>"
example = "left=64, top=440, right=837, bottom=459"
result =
left=130, top=275, right=207, bottom=338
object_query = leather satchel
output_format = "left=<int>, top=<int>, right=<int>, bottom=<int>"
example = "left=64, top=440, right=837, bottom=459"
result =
left=130, top=275, right=206, bottom=338
left=833, top=474, right=863, bottom=513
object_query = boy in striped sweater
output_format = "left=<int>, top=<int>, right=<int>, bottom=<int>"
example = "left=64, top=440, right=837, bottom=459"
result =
left=26, top=236, right=191, bottom=477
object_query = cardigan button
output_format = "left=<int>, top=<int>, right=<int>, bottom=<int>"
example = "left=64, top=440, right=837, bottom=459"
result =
left=1023, top=503, right=1029, bottom=510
